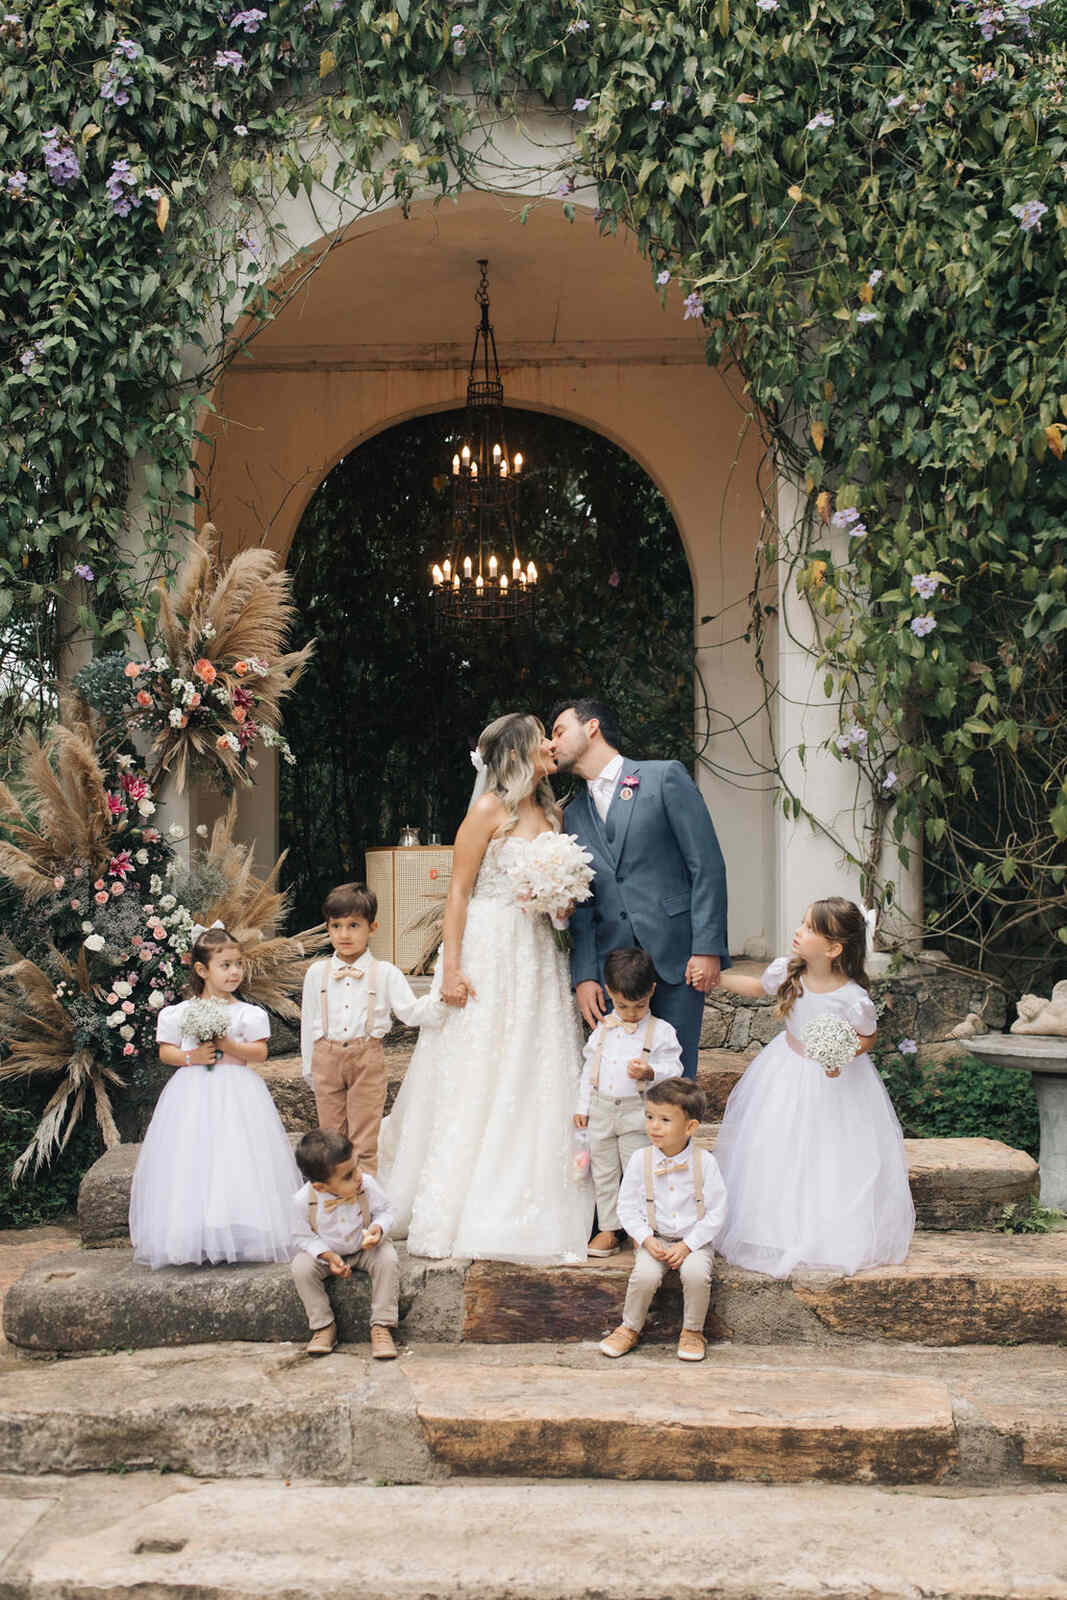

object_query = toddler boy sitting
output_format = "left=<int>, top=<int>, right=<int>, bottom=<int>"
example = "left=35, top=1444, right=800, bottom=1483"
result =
left=290, top=1128, right=401, bottom=1359
left=599, top=1077, right=727, bottom=1362
left=574, top=947, right=683, bottom=1257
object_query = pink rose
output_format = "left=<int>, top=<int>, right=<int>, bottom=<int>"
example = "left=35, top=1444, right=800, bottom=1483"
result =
left=124, top=662, right=142, bottom=679
left=70, top=899, right=81, bottom=911
left=107, top=992, right=119, bottom=1005
left=94, top=879, right=105, bottom=891
left=111, top=882, right=125, bottom=897
left=53, top=875, right=65, bottom=889
left=123, top=1043, right=136, bottom=1056
left=121, top=1001, right=135, bottom=1014
left=135, top=690, right=153, bottom=709
left=95, top=891, right=109, bottom=905
left=74, top=867, right=84, bottom=878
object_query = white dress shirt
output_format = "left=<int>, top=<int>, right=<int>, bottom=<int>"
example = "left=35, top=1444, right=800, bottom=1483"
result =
left=290, top=1175, right=394, bottom=1258
left=575, top=1012, right=683, bottom=1116
left=618, top=1141, right=727, bottom=1252
left=588, top=752, right=624, bottom=822
left=300, top=953, right=443, bottom=1081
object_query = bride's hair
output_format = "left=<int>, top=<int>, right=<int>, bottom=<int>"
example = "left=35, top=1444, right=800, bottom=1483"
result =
left=476, top=713, right=560, bottom=834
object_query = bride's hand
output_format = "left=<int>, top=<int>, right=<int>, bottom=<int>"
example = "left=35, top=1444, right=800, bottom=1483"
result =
left=442, top=969, right=477, bottom=1008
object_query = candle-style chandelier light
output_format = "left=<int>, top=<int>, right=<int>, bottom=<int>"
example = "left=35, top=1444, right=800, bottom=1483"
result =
left=431, top=260, right=537, bottom=627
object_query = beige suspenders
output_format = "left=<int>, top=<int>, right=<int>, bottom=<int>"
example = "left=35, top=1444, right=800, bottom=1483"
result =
left=590, top=1010, right=658, bottom=1093
left=306, top=1188, right=370, bottom=1236
left=643, top=1144, right=705, bottom=1239
left=319, top=956, right=377, bottom=1042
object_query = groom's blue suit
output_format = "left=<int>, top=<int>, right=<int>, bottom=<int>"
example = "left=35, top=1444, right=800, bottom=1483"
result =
left=566, top=759, right=730, bottom=1079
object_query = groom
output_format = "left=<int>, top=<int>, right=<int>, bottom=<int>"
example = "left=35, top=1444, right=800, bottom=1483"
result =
left=550, top=698, right=730, bottom=1081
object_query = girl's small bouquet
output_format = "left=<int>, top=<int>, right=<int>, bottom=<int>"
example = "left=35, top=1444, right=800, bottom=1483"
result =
left=802, top=1014, right=860, bottom=1079
left=180, top=997, right=232, bottom=1068
left=505, top=831, right=595, bottom=950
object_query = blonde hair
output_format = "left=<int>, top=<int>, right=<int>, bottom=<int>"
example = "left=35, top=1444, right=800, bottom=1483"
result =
left=477, top=713, right=560, bottom=834
left=775, top=896, right=870, bottom=1017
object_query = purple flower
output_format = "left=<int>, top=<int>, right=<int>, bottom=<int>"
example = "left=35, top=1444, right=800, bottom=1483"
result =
left=450, top=22, right=465, bottom=35
left=233, top=123, right=249, bottom=135
left=114, top=38, right=142, bottom=59
left=806, top=110, right=833, bottom=131
left=237, top=229, right=261, bottom=256
left=887, top=93, right=906, bottom=108
left=898, top=1038, right=918, bottom=1055
left=651, top=97, right=665, bottom=111
left=230, top=8, right=267, bottom=31
left=20, top=340, right=44, bottom=371
left=836, top=720, right=868, bottom=753
left=831, top=507, right=860, bottom=528
left=554, top=177, right=574, bottom=197
left=42, top=127, right=80, bottom=187
left=867, top=269, right=883, bottom=286
left=848, top=522, right=868, bottom=538
left=682, top=290, right=704, bottom=321
left=106, top=157, right=140, bottom=216
left=656, top=268, right=670, bottom=285
left=7, top=168, right=27, bottom=197
left=857, top=308, right=877, bottom=323
left=73, top=562, right=95, bottom=581
left=215, top=48, right=244, bottom=71
left=1010, top=199, right=1048, bottom=233
left=572, top=97, right=591, bottom=111
left=882, top=769, right=898, bottom=791
left=756, top=0, right=779, bottom=10
left=608, top=569, right=621, bottom=588
left=910, top=614, right=936, bottom=638
left=911, top=572, right=940, bottom=600
left=567, top=17, right=590, bottom=30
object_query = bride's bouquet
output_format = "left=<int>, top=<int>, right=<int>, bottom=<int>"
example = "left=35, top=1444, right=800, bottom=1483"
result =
left=802, top=1014, right=860, bottom=1078
left=179, top=996, right=232, bottom=1069
left=505, top=831, right=594, bottom=948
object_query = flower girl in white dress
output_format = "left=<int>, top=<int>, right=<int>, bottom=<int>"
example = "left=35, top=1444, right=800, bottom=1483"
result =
left=129, top=924, right=300, bottom=1269
left=714, top=897, right=914, bottom=1279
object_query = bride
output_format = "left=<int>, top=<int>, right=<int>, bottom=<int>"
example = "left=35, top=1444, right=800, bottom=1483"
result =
left=379, top=712, right=594, bottom=1263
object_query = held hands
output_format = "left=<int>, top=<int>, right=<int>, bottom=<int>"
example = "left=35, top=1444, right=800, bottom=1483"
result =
left=642, top=1236, right=669, bottom=1261
left=685, top=955, right=722, bottom=992
left=626, top=1057, right=652, bottom=1083
left=322, top=1250, right=351, bottom=1278
left=442, top=968, right=477, bottom=1008
left=576, top=980, right=607, bottom=1029
left=361, top=1225, right=383, bottom=1251
left=662, top=1240, right=691, bottom=1269
left=573, top=1113, right=588, bottom=1129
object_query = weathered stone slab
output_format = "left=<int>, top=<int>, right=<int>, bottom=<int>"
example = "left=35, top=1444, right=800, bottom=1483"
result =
left=1, top=1247, right=465, bottom=1353
left=410, top=1357, right=956, bottom=1485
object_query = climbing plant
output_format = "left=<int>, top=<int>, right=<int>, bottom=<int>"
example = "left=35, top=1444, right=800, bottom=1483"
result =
left=2, top=0, right=1066, bottom=975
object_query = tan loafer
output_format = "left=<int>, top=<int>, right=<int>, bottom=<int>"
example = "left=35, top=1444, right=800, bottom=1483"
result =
left=370, top=1325, right=398, bottom=1360
left=587, top=1231, right=621, bottom=1258
left=599, top=1324, right=640, bottom=1358
left=306, top=1321, right=337, bottom=1356
left=677, top=1329, right=706, bottom=1362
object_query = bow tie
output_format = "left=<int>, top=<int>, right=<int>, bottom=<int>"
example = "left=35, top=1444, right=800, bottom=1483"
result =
left=332, top=963, right=364, bottom=980
left=654, top=1159, right=691, bottom=1177
left=604, top=1013, right=643, bottom=1035
left=321, top=1186, right=362, bottom=1213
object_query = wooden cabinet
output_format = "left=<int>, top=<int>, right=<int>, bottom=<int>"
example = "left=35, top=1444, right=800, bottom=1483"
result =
left=365, top=847, right=453, bottom=972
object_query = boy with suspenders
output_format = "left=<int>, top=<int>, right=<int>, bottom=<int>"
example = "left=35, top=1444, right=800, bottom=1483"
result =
left=602, top=1076, right=728, bottom=1362
left=300, top=882, right=442, bottom=1175
left=574, top=948, right=683, bottom=1257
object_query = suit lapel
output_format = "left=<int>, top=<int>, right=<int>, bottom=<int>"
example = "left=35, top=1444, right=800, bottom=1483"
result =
left=604, top=758, right=639, bottom=865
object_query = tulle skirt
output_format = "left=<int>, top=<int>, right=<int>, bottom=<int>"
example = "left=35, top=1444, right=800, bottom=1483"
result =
left=379, top=895, right=594, bottom=1264
left=129, top=1062, right=301, bottom=1269
left=714, top=1032, right=914, bottom=1279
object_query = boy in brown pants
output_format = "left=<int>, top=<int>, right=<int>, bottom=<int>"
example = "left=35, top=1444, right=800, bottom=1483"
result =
left=300, top=883, right=442, bottom=1174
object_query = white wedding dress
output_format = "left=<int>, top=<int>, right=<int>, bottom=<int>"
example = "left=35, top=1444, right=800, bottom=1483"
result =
left=379, top=834, right=594, bottom=1263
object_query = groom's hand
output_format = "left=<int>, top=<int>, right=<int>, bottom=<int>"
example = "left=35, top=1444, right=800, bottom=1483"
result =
left=576, top=980, right=607, bottom=1028
left=685, top=955, right=721, bottom=992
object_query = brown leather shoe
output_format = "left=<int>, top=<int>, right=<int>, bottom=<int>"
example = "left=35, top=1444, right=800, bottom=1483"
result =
left=587, top=1231, right=621, bottom=1258
left=599, top=1324, right=640, bottom=1358
left=677, top=1329, right=707, bottom=1362
left=306, top=1321, right=337, bottom=1356
left=370, top=1325, right=398, bottom=1360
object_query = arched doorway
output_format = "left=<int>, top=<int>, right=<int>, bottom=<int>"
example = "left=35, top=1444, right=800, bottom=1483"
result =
left=278, top=406, right=695, bottom=925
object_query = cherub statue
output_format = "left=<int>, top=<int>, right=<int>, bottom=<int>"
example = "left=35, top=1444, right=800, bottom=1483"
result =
left=1011, top=980, right=1067, bottom=1037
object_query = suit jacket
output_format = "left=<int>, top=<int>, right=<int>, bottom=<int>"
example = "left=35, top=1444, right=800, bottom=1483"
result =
left=566, top=759, right=730, bottom=988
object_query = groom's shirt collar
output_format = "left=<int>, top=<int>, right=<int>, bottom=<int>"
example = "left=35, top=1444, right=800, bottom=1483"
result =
left=588, top=752, right=624, bottom=822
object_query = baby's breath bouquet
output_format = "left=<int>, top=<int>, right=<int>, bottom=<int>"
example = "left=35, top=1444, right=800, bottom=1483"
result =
left=179, top=997, right=232, bottom=1068
left=801, top=1014, right=860, bottom=1078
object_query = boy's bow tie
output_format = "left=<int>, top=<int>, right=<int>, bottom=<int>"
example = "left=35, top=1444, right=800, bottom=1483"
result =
left=654, top=1159, right=691, bottom=1177
left=332, top=963, right=364, bottom=979
left=604, top=1013, right=641, bottom=1034
left=321, top=1185, right=362, bottom=1212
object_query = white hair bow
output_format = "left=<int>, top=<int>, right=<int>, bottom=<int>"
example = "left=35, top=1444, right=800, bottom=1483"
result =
left=470, top=749, right=486, bottom=773
left=863, top=906, right=878, bottom=957
left=190, top=918, right=226, bottom=944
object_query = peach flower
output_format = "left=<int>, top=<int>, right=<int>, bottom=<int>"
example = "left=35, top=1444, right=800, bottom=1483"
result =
left=192, top=658, right=217, bottom=684
left=234, top=660, right=249, bottom=676
left=124, top=662, right=142, bottom=679
left=136, top=690, right=152, bottom=708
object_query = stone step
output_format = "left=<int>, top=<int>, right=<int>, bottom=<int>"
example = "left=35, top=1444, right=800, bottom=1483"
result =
left=7, top=1230, right=1067, bottom=1354
left=76, top=1128, right=1038, bottom=1250
left=3, top=1474, right=1066, bottom=1600
left=0, top=1340, right=1065, bottom=1488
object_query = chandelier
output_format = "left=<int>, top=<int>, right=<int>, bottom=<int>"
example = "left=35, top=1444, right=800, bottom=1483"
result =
left=431, top=260, right=537, bottom=627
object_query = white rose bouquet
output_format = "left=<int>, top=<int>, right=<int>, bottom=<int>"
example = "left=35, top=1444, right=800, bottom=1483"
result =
left=505, top=831, right=595, bottom=949
left=180, top=996, right=232, bottom=1069
left=801, top=1014, right=860, bottom=1078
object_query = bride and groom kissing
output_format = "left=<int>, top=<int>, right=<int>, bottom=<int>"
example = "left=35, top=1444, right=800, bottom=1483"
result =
left=379, top=696, right=730, bottom=1266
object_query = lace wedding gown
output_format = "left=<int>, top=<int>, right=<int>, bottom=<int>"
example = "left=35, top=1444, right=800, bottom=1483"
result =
left=379, top=835, right=594, bottom=1263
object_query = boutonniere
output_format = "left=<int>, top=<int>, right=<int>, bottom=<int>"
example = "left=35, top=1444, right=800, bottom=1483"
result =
left=619, top=774, right=640, bottom=800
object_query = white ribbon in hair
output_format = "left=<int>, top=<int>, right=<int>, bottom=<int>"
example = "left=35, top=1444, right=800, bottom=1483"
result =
left=863, top=906, right=878, bottom=957
left=190, top=918, right=226, bottom=943
left=470, top=749, right=486, bottom=773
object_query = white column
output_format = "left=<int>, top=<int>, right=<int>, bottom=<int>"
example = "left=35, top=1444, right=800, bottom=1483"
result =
left=773, top=474, right=922, bottom=951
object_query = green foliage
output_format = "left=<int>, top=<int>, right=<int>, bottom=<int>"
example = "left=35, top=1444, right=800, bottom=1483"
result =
left=0, top=1079, right=100, bottom=1228
left=996, top=1197, right=1064, bottom=1232
left=3, top=0, right=1066, bottom=971
left=879, top=1048, right=1040, bottom=1156
left=279, top=408, right=693, bottom=925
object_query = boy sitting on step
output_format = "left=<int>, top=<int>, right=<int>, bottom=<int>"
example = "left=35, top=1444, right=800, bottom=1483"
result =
left=290, top=1129, right=401, bottom=1359
left=301, top=881, right=443, bottom=1175
left=574, top=947, right=683, bottom=1258
left=599, top=1077, right=727, bottom=1363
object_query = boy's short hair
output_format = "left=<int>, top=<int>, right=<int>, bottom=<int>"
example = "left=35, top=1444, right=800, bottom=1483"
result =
left=295, top=1128, right=353, bottom=1185
left=603, top=947, right=657, bottom=999
left=646, top=1076, right=706, bottom=1123
left=322, top=882, right=377, bottom=923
